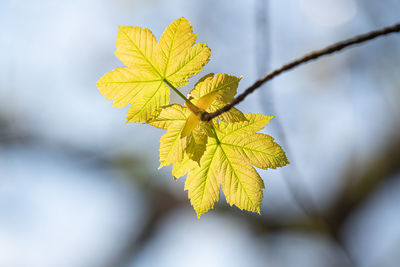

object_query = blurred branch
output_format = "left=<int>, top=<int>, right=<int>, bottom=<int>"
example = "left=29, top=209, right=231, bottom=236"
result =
left=325, top=134, right=400, bottom=236
left=102, top=182, right=185, bottom=267
left=202, top=22, right=400, bottom=121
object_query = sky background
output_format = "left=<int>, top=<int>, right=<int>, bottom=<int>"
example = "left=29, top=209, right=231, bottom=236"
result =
left=0, top=0, right=400, bottom=266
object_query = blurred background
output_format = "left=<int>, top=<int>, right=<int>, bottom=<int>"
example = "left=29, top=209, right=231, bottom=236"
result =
left=1, top=0, right=400, bottom=266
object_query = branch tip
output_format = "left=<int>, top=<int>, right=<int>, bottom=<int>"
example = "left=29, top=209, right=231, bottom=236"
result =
left=201, top=22, right=400, bottom=121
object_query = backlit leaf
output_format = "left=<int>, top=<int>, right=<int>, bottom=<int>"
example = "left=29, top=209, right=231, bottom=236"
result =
left=216, top=113, right=273, bottom=138
left=147, top=104, right=187, bottom=129
left=153, top=105, right=191, bottom=168
left=97, top=17, right=211, bottom=123
left=222, top=133, right=289, bottom=170
left=99, top=17, right=290, bottom=218
left=181, top=114, right=288, bottom=217
left=172, top=155, right=198, bottom=179
left=185, top=122, right=209, bottom=163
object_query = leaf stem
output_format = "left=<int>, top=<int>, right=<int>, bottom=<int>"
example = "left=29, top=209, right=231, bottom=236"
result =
left=163, top=79, right=202, bottom=115
left=163, top=79, right=189, bottom=102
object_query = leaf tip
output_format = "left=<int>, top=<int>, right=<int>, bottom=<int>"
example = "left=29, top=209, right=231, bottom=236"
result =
left=117, top=25, right=129, bottom=32
left=195, top=209, right=207, bottom=219
left=157, top=163, right=165, bottom=170
left=256, top=207, right=261, bottom=215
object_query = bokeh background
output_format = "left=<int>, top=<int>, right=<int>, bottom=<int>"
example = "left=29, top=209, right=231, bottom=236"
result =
left=1, top=0, right=400, bottom=266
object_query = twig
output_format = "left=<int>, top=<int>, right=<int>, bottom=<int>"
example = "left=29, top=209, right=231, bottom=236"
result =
left=201, top=22, right=400, bottom=121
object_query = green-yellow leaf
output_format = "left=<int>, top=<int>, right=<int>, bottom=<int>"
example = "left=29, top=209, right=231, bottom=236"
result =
left=216, top=113, right=273, bottom=138
left=208, top=100, right=247, bottom=122
left=125, top=81, right=170, bottom=123
left=190, top=73, right=241, bottom=103
left=172, top=155, right=198, bottom=179
left=190, top=73, right=247, bottom=122
left=147, top=104, right=187, bottom=129
left=181, top=113, right=200, bottom=138
left=158, top=119, right=188, bottom=168
left=180, top=89, right=222, bottom=162
left=149, top=104, right=209, bottom=167
left=185, top=122, right=209, bottom=163
left=181, top=90, right=220, bottom=138
left=185, top=139, right=221, bottom=217
left=115, top=26, right=158, bottom=72
left=153, top=105, right=190, bottom=168
left=182, top=114, right=288, bottom=217
left=180, top=73, right=248, bottom=163
left=222, top=133, right=289, bottom=170
left=97, top=17, right=211, bottom=123
left=217, top=144, right=265, bottom=214
left=96, top=68, right=163, bottom=108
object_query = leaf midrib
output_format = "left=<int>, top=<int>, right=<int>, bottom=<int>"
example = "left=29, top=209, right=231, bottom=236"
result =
left=163, top=19, right=182, bottom=76
left=192, top=75, right=238, bottom=100
left=220, top=141, right=276, bottom=158
left=166, top=44, right=207, bottom=78
left=218, top=119, right=265, bottom=140
left=217, top=141, right=257, bottom=207
left=198, top=144, right=219, bottom=208
left=128, top=81, right=165, bottom=120
left=161, top=117, right=191, bottom=165
left=121, top=30, right=163, bottom=78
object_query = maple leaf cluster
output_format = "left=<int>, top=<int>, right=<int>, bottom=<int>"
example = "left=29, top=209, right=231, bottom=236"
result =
left=97, top=17, right=289, bottom=217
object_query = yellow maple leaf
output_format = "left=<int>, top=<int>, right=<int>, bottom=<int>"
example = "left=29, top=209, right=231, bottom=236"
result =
left=96, top=17, right=211, bottom=123
left=182, top=113, right=289, bottom=218
left=189, top=73, right=247, bottom=122
left=148, top=104, right=190, bottom=168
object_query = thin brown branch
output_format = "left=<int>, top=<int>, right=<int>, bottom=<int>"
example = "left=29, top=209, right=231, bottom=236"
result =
left=201, top=22, right=400, bottom=121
